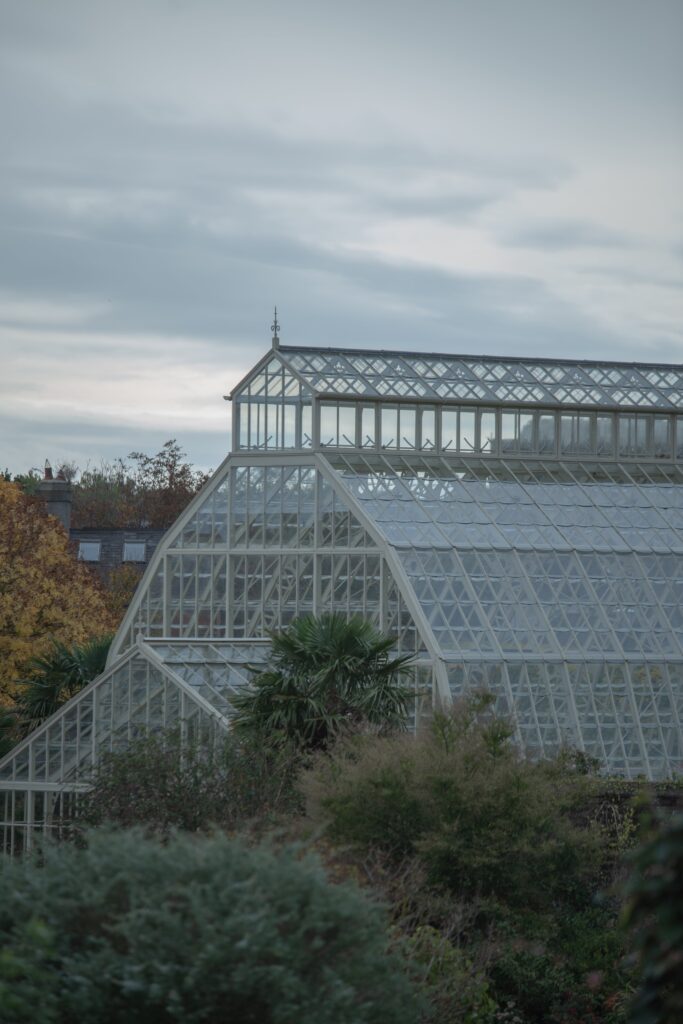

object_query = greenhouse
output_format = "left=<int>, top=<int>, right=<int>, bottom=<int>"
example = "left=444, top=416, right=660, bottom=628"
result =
left=2, top=338, right=683, bottom=850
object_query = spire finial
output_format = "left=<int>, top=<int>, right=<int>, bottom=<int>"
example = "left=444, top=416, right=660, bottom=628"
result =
left=271, top=306, right=280, bottom=348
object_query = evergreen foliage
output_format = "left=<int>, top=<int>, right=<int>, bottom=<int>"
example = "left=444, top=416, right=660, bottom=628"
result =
left=0, top=829, right=421, bottom=1024
left=14, top=634, right=112, bottom=735
left=623, top=812, right=683, bottom=1024
left=231, top=613, right=415, bottom=750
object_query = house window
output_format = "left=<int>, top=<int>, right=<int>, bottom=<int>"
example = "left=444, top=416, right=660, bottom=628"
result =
left=123, top=541, right=146, bottom=562
left=78, top=541, right=101, bottom=562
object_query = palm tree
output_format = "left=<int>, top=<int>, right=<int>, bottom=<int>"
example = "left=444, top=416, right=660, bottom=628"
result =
left=0, top=708, right=19, bottom=758
left=14, top=634, right=113, bottom=736
left=231, top=614, right=415, bottom=750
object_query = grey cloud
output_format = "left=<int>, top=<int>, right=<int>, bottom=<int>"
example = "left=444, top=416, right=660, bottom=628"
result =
left=500, top=220, right=637, bottom=252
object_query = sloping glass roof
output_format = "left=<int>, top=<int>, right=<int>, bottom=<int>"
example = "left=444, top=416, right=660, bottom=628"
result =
left=279, top=346, right=683, bottom=410
left=0, top=645, right=231, bottom=791
left=330, top=455, right=683, bottom=662
left=147, top=641, right=269, bottom=719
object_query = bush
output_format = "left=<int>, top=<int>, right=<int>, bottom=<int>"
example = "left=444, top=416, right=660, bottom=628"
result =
left=622, top=812, right=683, bottom=1024
left=77, top=729, right=301, bottom=835
left=302, top=696, right=602, bottom=914
left=405, top=925, right=497, bottom=1024
left=0, top=829, right=421, bottom=1024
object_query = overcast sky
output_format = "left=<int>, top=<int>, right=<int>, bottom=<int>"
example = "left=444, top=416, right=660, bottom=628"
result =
left=1, top=0, right=682, bottom=475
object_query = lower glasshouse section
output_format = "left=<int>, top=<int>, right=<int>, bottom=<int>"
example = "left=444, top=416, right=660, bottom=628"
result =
left=0, top=641, right=267, bottom=853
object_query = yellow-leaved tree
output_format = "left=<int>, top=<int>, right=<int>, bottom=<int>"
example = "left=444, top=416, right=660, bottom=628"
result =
left=0, top=479, right=116, bottom=705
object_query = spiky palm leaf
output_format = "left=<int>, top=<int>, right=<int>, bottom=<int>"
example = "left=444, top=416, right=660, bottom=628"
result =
left=232, top=614, right=414, bottom=749
left=15, top=634, right=113, bottom=735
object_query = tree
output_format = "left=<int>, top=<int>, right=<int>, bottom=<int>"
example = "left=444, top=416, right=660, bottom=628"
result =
left=231, top=613, right=415, bottom=750
left=0, top=479, right=116, bottom=705
left=70, top=440, right=208, bottom=529
left=13, top=635, right=112, bottom=736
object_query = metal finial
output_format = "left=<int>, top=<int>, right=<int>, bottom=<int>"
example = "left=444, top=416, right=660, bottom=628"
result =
left=271, top=306, right=280, bottom=347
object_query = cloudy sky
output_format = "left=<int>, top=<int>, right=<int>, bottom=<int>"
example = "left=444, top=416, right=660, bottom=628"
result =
left=1, top=0, right=682, bottom=475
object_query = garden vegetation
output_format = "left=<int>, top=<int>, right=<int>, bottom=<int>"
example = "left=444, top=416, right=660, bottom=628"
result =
left=0, top=613, right=680, bottom=1023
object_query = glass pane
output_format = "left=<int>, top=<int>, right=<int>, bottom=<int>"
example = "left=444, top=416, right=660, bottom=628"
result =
left=620, top=414, right=649, bottom=456
left=250, top=401, right=264, bottom=448
left=421, top=408, right=435, bottom=450
left=283, top=404, right=297, bottom=447
left=381, top=407, right=397, bottom=449
left=577, top=414, right=592, bottom=454
left=361, top=406, right=375, bottom=448
left=301, top=404, right=312, bottom=448
left=460, top=410, right=476, bottom=452
left=399, top=408, right=416, bottom=449
left=501, top=412, right=517, bottom=453
left=636, top=415, right=649, bottom=454
left=479, top=410, right=496, bottom=453
left=538, top=413, right=555, bottom=454
left=320, top=403, right=337, bottom=446
left=653, top=416, right=671, bottom=458
left=266, top=402, right=281, bottom=448
left=238, top=402, right=248, bottom=449
left=441, top=409, right=458, bottom=450
left=596, top=414, right=613, bottom=455
left=519, top=413, right=534, bottom=453
left=338, top=405, right=356, bottom=447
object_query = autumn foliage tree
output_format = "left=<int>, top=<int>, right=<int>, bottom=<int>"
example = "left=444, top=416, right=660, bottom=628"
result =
left=0, top=479, right=116, bottom=705
left=70, top=439, right=208, bottom=529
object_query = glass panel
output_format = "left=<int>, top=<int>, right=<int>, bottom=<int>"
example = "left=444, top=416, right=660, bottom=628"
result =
left=301, top=404, right=313, bottom=448
left=596, top=414, right=614, bottom=456
left=538, top=413, right=556, bottom=454
left=361, top=406, right=376, bottom=448
left=501, top=412, right=517, bottom=453
left=620, top=414, right=650, bottom=456
left=381, top=407, right=397, bottom=449
left=338, top=405, right=356, bottom=447
left=441, top=409, right=458, bottom=450
left=479, top=410, right=496, bottom=453
left=653, top=416, right=671, bottom=458
left=421, top=408, right=436, bottom=450
left=460, top=410, right=476, bottom=452
left=677, top=417, right=683, bottom=459
left=399, top=407, right=416, bottom=449
left=238, top=402, right=248, bottom=450
left=283, top=404, right=297, bottom=447
left=249, top=401, right=264, bottom=449
left=561, top=413, right=593, bottom=455
left=320, top=403, right=337, bottom=446
left=519, top=412, right=534, bottom=453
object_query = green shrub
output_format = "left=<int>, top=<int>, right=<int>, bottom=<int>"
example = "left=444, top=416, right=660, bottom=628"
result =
left=405, top=924, right=497, bottom=1024
left=0, top=829, right=421, bottom=1024
left=0, top=919, right=59, bottom=1024
left=622, top=812, right=683, bottom=1024
left=303, top=697, right=602, bottom=914
left=77, top=729, right=301, bottom=835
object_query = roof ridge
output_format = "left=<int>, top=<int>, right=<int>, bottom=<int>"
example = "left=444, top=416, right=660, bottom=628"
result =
left=278, top=344, right=683, bottom=372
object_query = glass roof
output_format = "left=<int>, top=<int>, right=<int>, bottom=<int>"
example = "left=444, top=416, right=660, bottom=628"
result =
left=279, top=346, right=683, bottom=410
left=147, top=641, right=269, bottom=719
left=330, top=454, right=683, bottom=662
